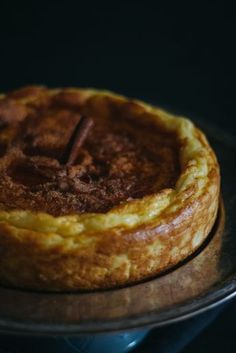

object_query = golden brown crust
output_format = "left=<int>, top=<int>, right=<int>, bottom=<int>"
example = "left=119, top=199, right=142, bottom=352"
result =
left=0, top=87, right=220, bottom=291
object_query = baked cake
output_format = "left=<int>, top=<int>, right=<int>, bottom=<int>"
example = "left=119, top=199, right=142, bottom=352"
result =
left=0, top=86, right=220, bottom=291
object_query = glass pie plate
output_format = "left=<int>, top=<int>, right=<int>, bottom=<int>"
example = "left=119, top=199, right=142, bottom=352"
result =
left=0, top=113, right=235, bottom=336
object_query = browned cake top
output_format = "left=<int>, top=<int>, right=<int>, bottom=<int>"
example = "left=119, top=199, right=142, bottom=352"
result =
left=0, top=86, right=180, bottom=216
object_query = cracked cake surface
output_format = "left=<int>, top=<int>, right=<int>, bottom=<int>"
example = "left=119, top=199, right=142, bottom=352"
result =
left=0, top=88, right=180, bottom=216
left=0, top=86, right=220, bottom=291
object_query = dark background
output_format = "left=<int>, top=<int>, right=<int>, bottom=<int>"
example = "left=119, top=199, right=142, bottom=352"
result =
left=1, top=1, right=236, bottom=133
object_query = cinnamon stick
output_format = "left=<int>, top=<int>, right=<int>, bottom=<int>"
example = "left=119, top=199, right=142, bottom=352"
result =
left=62, top=115, right=94, bottom=166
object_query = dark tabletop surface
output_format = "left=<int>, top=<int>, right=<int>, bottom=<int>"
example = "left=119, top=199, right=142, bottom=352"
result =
left=134, top=300, right=236, bottom=353
left=182, top=300, right=236, bottom=353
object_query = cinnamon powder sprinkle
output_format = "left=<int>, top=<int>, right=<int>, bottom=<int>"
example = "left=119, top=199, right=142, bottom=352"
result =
left=0, top=87, right=180, bottom=216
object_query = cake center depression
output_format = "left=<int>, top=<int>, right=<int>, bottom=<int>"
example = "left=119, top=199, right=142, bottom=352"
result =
left=0, top=87, right=180, bottom=216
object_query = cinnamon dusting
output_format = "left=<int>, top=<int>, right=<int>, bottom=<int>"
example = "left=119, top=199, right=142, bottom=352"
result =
left=0, top=87, right=180, bottom=216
